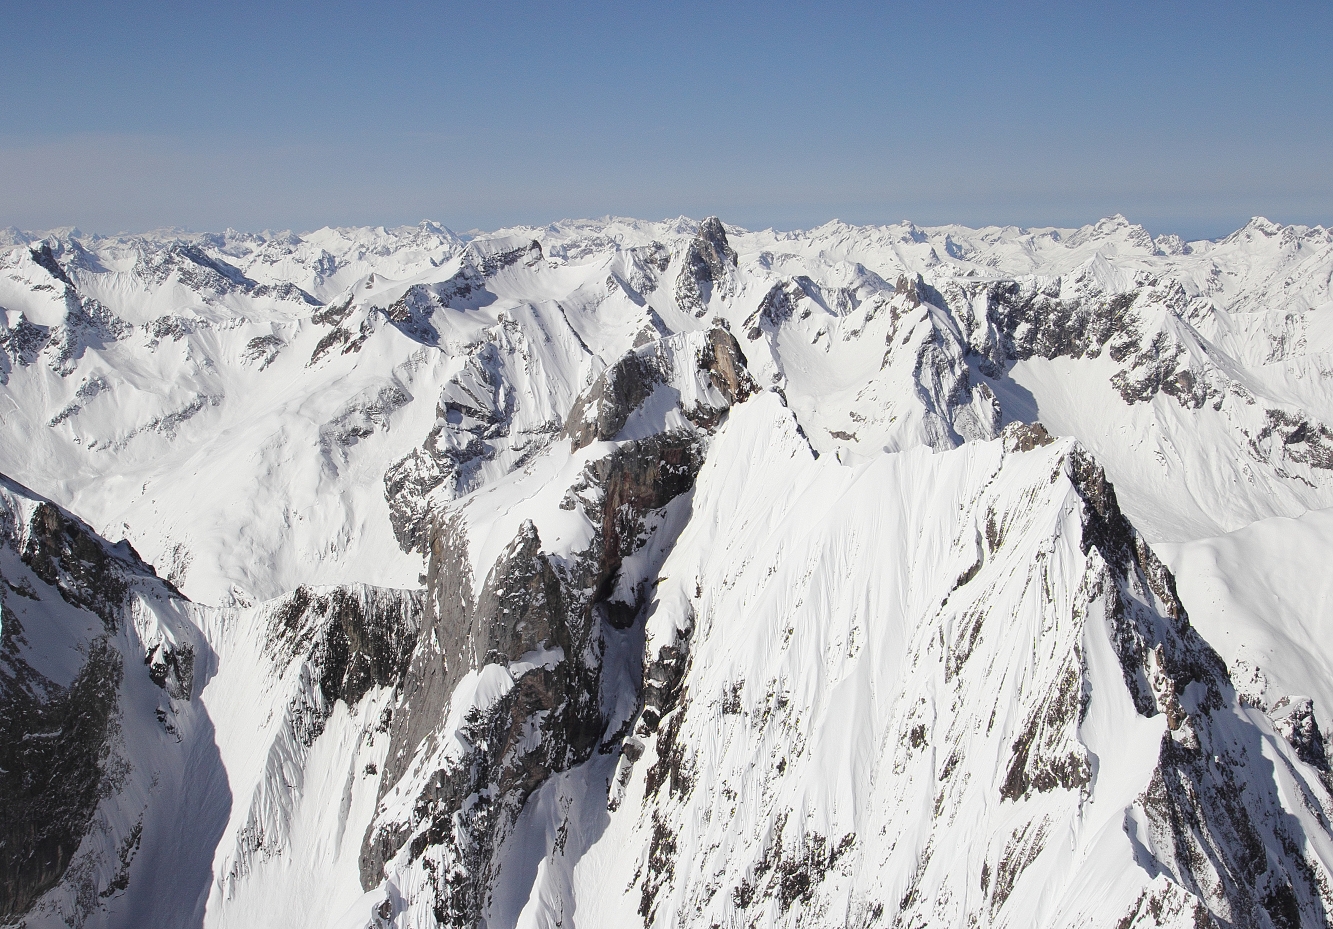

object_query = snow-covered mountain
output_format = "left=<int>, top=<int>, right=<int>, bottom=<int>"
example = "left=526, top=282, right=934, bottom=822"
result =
left=2, top=213, right=1333, bottom=928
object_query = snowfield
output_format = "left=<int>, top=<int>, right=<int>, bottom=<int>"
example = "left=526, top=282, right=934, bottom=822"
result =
left=2, top=213, right=1333, bottom=928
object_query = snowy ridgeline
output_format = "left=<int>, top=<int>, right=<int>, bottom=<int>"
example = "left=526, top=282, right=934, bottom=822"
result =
left=2, top=214, right=1333, bottom=928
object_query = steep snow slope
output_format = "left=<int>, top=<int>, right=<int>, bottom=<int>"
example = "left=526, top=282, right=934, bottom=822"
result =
left=1160, top=507, right=1333, bottom=756
left=3, top=213, right=1333, bottom=929
left=448, top=401, right=1333, bottom=929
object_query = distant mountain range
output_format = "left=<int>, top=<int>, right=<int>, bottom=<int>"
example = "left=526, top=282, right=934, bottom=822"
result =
left=2, top=213, right=1332, bottom=928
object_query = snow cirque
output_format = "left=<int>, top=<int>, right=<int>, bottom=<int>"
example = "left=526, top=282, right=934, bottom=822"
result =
left=2, top=213, right=1333, bottom=928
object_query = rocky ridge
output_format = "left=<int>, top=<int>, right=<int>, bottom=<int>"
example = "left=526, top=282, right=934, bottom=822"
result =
left=1, top=214, right=1333, bottom=927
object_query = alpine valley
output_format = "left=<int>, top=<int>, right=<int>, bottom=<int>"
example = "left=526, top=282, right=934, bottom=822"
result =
left=3, top=213, right=1333, bottom=929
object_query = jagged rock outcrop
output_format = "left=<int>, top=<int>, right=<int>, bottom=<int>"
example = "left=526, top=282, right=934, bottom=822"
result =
left=741, top=274, right=862, bottom=341
left=4, top=215, right=1333, bottom=928
left=1066, top=453, right=1333, bottom=926
left=934, top=274, right=1246, bottom=416
left=28, top=242, right=75, bottom=289
left=269, top=585, right=422, bottom=719
left=0, top=477, right=179, bottom=923
left=1269, top=697, right=1330, bottom=785
left=561, top=347, right=671, bottom=451
left=702, top=326, right=758, bottom=406
left=319, top=385, right=412, bottom=452
left=675, top=218, right=737, bottom=317
left=743, top=278, right=802, bottom=340
left=0, top=300, right=132, bottom=380
left=562, top=327, right=757, bottom=451
left=383, top=310, right=584, bottom=553
left=0, top=631, right=124, bottom=924
left=211, top=583, right=424, bottom=908
left=0, top=464, right=428, bottom=927
left=359, top=331, right=759, bottom=925
left=310, top=239, right=542, bottom=365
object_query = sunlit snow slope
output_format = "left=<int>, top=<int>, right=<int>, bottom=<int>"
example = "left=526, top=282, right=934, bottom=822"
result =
left=3, top=213, right=1333, bottom=929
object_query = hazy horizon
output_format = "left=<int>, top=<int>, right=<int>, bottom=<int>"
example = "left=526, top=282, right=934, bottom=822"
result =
left=4, top=1, right=1330, bottom=242
left=2, top=211, right=1314, bottom=246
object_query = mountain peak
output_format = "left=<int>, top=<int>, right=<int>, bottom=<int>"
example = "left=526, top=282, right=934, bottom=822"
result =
left=3, top=211, right=1333, bottom=929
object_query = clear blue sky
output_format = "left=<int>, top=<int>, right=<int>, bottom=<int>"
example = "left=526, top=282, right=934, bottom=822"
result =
left=2, top=1, right=1330, bottom=239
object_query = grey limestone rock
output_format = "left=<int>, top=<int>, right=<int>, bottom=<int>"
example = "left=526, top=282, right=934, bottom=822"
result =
left=1065, top=450, right=1333, bottom=928
left=702, top=327, right=757, bottom=407
left=561, top=328, right=756, bottom=452
left=359, top=334, right=759, bottom=920
left=562, top=345, right=672, bottom=451
left=472, top=520, right=565, bottom=668
left=1269, top=696, right=1329, bottom=773
left=268, top=584, right=423, bottom=719
left=0, top=632, right=124, bottom=924
left=0, top=475, right=180, bottom=923
left=675, top=217, right=737, bottom=317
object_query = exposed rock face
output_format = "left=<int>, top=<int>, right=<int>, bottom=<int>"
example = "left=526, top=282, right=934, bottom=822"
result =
left=403, top=514, right=608, bottom=926
left=311, top=239, right=542, bottom=365
left=638, top=608, right=691, bottom=735
left=743, top=278, right=802, bottom=340
left=8, top=215, right=1333, bottom=927
left=562, top=346, right=675, bottom=451
left=374, top=513, right=479, bottom=812
left=22, top=503, right=131, bottom=631
left=1003, top=420, right=1056, bottom=453
left=139, top=243, right=257, bottom=294
left=241, top=334, right=285, bottom=369
left=385, top=312, right=574, bottom=553
left=210, top=583, right=424, bottom=905
left=740, top=273, right=866, bottom=343
left=932, top=275, right=1246, bottom=415
left=702, top=327, right=757, bottom=406
left=357, top=510, right=606, bottom=916
left=384, top=448, right=451, bottom=552
left=0, top=468, right=429, bottom=928
left=356, top=512, right=480, bottom=899
left=1270, top=697, right=1329, bottom=773
left=360, top=331, right=758, bottom=924
left=0, top=631, right=124, bottom=924
left=612, top=405, right=1333, bottom=929
left=28, top=242, right=75, bottom=289
left=128, top=239, right=318, bottom=305
left=675, top=217, right=737, bottom=317
left=1067, top=449, right=1333, bottom=929
left=389, top=239, right=545, bottom=339
left=0, top=299, right=132, bottom=380
left=471, top=520, right=566, bottom=667
left=567, top=431, right=706, bottom=630
left=562, top=327, right=756, bottom=451
left=320, top=385, right=412, bottom=452
left=0, top=481, right=167, bottom=922
left=269, top=585, right=422, bottom=717
left=1248, top=409, right=1333, bottom=472
left=145, top=640, right=195, bottom=701
left=382, top=341, right=518, bottom=549
left=971, top=280, right=1143, bottom=370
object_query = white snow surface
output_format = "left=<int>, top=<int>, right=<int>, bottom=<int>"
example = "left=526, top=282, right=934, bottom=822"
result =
left=4, top=213, right=1333, bottom=928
